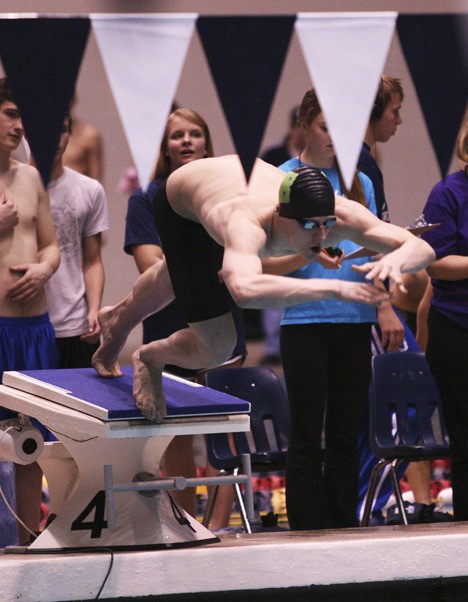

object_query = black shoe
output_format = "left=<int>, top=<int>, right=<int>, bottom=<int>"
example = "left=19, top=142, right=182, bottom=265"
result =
left=431, top=509, right=454, bottom=522
left=368, top=510, right=385, bottom=526
left=385, top=501, right=431, bottom=525
left=251, top=511, right=285, bottom=532
left=386, top=501, right=454, bottom=524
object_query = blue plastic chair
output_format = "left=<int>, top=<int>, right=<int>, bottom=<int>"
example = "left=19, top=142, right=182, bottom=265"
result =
left=202, top=366, right=290, bottom=532
left=361, top=352, right=450, bottom=526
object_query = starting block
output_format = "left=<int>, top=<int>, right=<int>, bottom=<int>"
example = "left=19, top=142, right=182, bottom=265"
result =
left=0, top=367, right=251, bottom=552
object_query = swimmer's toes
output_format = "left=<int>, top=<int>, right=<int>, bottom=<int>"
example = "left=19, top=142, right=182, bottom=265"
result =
left=141, top=404, right=156, bottom=422
left=138, top=400, right=165, bottom=423
left=92, top=358, right=122, bottom=378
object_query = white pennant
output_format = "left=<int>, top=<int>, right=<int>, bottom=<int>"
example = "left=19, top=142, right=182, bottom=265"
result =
left=296, top=12, right=397, bottom=190
left=91, top=14, right=197, bottom=189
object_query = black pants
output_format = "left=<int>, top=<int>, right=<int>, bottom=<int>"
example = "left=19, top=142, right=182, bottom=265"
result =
left=426, top=307, right=468, bottom=521
left=281, top=322, right=372, bottom=530
left=56, top=336, right=100, bottom=369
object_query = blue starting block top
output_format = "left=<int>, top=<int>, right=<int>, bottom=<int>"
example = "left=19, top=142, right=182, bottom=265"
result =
left=7, top=366, right=250, bottom=421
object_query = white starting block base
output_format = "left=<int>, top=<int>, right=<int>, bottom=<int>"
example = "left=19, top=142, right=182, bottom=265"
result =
left=33, top=436, right=218, bottom=552
left=0, top=371, right=250, bottom=552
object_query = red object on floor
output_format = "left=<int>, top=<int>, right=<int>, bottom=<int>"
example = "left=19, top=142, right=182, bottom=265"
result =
left=431, top=479, right=452, bottom=499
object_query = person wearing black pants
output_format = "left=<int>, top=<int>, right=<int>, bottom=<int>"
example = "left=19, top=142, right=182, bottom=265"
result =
left=420, top=113, right=468, bottom=521
left=276, top=89, right=386, bottom=530
left=426, top=308, right=468, bottom=519
left=281, top=322, right=372, bottom=530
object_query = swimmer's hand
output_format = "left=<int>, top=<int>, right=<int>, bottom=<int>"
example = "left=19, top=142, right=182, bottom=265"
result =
left=337, top=281, right=390, bottom=306
left=352, top=257, right=408, bottom=294
left=317, top=247, right=344, bottom=270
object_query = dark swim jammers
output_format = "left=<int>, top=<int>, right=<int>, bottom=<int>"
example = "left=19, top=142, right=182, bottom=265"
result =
left=152, top=180, right=232, bottom=324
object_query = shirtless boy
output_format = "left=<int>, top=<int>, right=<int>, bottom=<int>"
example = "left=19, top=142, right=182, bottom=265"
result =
left=0, top=77, right=60, bottom=545
left=62, top=96, right=103, bottom=181
left=92, top=156, right=435, bottom=422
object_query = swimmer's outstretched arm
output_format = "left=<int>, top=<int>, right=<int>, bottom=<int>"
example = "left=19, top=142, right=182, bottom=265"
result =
left=328, top=200, right=435, bottom=292
left=221, top=217, right=390, bottom=309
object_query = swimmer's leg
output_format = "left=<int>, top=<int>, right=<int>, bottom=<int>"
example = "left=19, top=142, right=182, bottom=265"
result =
left=92, top=259, right=175, bottom=377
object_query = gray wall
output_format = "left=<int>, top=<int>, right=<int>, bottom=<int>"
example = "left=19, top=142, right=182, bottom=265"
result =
left=1, top=1, right=466, bottom=362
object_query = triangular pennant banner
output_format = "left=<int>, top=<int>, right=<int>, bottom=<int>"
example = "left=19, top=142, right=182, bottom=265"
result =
left=91, top=14, right=197, bottom=189
left=0, top=17, right=90, bottom=186
left=197, top=16, right=295, bottom=180
left=296, top=12, right=397, bottom=190
left=397, top=14, right=468, bottom=177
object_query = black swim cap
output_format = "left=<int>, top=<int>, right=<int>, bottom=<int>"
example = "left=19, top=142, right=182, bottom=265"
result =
left=278, top=165, right=335, bottom=219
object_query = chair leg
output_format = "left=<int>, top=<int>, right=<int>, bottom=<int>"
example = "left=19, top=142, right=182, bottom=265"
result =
left=201, top=484, right=220, bottom=528
left=390, top=459, right=408, bottom=525
left=231, top=468, right=251, bottom=533
left=202, top=460, right=254, bottom=533
left=361, top=459, right=392, bottom=526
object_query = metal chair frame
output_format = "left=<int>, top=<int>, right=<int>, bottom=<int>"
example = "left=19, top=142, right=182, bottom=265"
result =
left=361, top=352, right=450, bottom=526
left=202, top=366, right=290, bottom=533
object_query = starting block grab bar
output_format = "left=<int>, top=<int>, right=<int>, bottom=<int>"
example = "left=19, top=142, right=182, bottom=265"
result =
left=104, top=453, right=254, bottom=530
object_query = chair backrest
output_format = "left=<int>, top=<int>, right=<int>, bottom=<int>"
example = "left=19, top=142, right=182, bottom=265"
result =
left=369, top=352, right=450, bottom=460
left=204, top=366, right=290, bottom=471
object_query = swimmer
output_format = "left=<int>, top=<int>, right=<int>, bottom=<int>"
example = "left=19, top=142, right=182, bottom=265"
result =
left=92, top=156, right=435, bottom=421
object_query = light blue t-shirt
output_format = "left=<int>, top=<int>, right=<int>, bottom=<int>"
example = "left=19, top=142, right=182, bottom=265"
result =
left=279, top=158, right=378, bottom=325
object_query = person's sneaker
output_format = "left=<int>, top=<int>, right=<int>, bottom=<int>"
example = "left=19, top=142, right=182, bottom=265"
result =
left=211, top=526, right=245, bottom=536
left=431, top=509, right=454, bottom=522
left=368, top=510, right=386, bottom=526
left=385, top=501, right=430, bottom=525
left=252, top=512, right=286, bottom=532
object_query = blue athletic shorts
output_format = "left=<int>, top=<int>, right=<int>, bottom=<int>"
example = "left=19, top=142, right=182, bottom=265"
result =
left=0, top=313, right=58, bottom=439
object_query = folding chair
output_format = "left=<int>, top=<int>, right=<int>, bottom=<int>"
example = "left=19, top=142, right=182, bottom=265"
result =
left=202, top=366, right=290, bottom=533
left=361, top=352, right=450, bottom=526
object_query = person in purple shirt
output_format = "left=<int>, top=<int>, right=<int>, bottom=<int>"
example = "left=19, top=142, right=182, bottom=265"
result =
left=420, top=112, right=468, bottom=521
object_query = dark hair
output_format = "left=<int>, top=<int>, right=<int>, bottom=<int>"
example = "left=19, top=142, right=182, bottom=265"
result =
left=289, top=106, right=300, bottom=128
left=0, top=77, right=15, bottom=106
left=297, top=88, right=367, bottom=207
left=371, top=75, right=404, bottom=122
left=279, top=165, right=335, bottom=219
left=151, top=108, right=214, bottom=180
left=64, top=112, right=73, bottom=133
left=456, top=110, right=468, bottom=163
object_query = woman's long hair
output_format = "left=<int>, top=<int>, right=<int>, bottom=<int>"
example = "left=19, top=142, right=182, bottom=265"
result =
left=297, top=89, right=367, bottom=207
left=151, top=108, right=214, bottom=180
left=456, top=110, right=468, bottom=164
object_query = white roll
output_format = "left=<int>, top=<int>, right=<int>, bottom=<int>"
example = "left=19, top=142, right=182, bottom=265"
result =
left=0, top=423, right=44, bottom=465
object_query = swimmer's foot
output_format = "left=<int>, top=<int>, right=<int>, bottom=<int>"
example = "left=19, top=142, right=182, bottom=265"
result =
left=132, top=349, right=167, bottom=423
left=91, top=306, right=124, bottom=378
